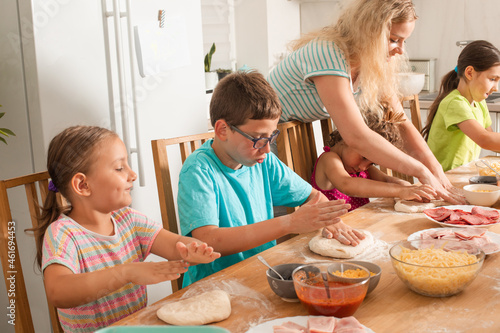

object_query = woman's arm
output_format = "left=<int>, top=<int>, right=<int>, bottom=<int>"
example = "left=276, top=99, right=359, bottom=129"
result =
left=311, top=75, right=463, bottom=203
left=459, top=120, right=500, bottom=151
left=321, top=153, right=435, bottom=200
left=311, top=75, right=431, bottom=181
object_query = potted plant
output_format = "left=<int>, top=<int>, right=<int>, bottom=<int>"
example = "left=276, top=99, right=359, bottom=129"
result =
left=0, top=107, right=15, bottom=144
left=204, top=43, right=218, bottom=91
left=216, top=68, right=232, bottom=81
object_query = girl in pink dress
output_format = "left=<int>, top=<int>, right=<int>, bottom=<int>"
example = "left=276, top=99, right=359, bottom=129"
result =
left=311, top=111, right=436, bottom=211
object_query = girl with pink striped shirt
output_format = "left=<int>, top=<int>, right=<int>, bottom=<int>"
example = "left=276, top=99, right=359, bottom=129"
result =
left=28, top=126, right=220, bottom=332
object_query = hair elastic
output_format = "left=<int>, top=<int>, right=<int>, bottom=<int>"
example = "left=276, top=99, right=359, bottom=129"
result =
left=48, top=180, right=59, bottom=193
left=454, top=66, right=458, bottom=73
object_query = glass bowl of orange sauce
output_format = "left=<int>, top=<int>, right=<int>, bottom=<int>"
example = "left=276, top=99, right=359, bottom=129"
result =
left=292, top=262, right=369, bottom=317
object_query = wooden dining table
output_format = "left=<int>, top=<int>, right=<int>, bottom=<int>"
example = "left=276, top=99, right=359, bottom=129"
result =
left=112, top=159, right=500, bottom=332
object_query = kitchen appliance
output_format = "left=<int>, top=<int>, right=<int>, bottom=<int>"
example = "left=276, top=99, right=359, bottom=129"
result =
left=409, top=58, right=437, bottom=92
left=0, top=1, right=207, bottom=332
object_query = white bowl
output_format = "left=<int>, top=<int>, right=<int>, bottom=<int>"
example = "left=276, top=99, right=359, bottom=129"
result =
left=398, top=73, right=425, bottom=96
left=462, top=184, right=500, bottom=207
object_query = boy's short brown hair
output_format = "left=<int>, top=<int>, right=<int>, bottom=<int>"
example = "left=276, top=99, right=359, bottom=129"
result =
left=210, top=70, right=282, bottom=127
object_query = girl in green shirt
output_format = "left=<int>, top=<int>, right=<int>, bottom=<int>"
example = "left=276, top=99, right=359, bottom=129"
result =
left=422, top=40, right=500, bottom=171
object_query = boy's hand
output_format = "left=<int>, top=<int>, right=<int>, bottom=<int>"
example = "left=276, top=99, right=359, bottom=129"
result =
left=321, top=222, right=365, bottom=246
left=398, top=184, right=437, bottom=201
left=288, top=193, right=350, bottom=234
left=176, top=241, right=221, bottom=264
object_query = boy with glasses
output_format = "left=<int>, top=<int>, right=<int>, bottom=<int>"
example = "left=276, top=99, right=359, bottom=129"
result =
left=177, top=71, right=364, bottom=286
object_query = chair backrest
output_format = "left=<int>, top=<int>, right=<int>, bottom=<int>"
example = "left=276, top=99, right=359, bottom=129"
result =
left=402, top=94, right=422, bottom=132
left=276, top=121, right=318, bottom=183
left=151, top=131, right=215, bottom=292
left=0, top=171, right=64, bottom=333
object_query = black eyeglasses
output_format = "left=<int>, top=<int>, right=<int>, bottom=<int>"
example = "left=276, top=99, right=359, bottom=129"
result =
left=229, top=124, right=280, bottom=149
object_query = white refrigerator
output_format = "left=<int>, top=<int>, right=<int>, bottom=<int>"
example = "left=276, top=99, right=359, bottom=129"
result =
left=0, top=0, right=208, bottom=331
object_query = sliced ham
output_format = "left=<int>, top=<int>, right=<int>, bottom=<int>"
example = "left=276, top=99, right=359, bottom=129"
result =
left=333, top=316, right=366, bottom=333
left=308, top=316, right=336, bottom=333
left=282, top=321, right=308, bottom=332
left=471, top=207, right=500, bottom=220
left=419, top=227, right=497, bottom=254
left=424, top=206, right=500, bottom=226
left=454, top=228, right=486, bottom=240
left=273, top=326, right=305, bottom=333
left=461, top=214, right=490, bottom=225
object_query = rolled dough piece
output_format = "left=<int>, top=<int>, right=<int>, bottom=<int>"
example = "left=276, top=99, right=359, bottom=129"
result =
left=394, top=199, right=448, bottom=213
left=309, top=231, right=374, bottom=259
left=156, top=289, right=231, bottom=326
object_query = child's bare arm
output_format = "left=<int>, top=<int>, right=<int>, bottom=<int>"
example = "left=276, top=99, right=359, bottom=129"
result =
left=459, top=120, right=500, bottom=151
left=43, top=261, right=189, bottom=308
left=150, top=229, right=220, bottom=264
left=190, top=191, right=350, bottom=256
left=367, top=165, right=412, bottom=186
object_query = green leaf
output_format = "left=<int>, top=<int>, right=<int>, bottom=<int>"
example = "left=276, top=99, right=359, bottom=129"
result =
left=204, top=43, right=216, bottom=72
left=0, top=128, right=15, bottom=136
left=0, top=137, right=6, bottom=144
left=0, top=112, right=4, bottom=119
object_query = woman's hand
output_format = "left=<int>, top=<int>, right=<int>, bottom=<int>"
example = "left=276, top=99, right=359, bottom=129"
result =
left=397, top=184, right=437, bottom=201
left=418, top=170, right=466, bottom=204
left=321, top=222, right=365, bottom=246
left=176, top=241, right=221, bottom=264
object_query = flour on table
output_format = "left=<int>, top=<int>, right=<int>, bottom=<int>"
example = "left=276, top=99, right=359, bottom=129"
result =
left=309, top=230, right=374, bottom=259
left=156, top=289, right=231, bottom=325
left=394, top=199, right=448, bottom=213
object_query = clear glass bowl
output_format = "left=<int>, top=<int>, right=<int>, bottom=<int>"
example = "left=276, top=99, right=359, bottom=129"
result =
left=389, top=240, right=485, bottom=297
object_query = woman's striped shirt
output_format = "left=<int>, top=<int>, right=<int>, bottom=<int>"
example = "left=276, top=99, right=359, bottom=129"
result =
left=269, top=38, right=357, bottom=122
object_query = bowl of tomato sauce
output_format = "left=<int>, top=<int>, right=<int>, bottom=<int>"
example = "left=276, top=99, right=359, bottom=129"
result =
left=292, top=262, right=369, bottom=318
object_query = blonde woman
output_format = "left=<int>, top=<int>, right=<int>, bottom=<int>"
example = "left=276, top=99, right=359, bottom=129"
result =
left=269, top=0, right=462, bottom=203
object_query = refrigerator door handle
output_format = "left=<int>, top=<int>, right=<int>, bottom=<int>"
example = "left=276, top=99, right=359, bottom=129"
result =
left=102, top=0, right=145, bottom=186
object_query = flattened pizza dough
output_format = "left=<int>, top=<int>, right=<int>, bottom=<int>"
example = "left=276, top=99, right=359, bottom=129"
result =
left=309, top=231, right=374, bottom=259
left=394, top=199, right=448, bottom=213
left=157, top=289, right=231, bottom=325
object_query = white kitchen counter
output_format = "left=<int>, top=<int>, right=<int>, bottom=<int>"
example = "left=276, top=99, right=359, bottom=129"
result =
left=419, top=92, right=500, bottom=112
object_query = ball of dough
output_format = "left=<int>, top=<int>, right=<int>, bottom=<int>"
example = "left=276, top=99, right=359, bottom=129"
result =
left=309, top=231, right=374, bottom=259
left=157, top=289, right=231, bottom=325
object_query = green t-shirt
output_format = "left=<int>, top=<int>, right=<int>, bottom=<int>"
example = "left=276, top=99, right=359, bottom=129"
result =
left=427, top=89, right=491, bottom=171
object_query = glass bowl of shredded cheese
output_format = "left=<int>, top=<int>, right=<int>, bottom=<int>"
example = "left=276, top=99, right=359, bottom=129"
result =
left=389, top=239, right=485, bottom=297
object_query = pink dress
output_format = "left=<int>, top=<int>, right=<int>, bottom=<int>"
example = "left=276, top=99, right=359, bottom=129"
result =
left=311, top=147, right=370, bottom=211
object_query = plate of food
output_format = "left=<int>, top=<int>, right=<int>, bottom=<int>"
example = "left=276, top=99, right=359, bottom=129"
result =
left=408, top=227, right=500, bottom=255
left=423, top=205, right=500, bottom=228
left=246, top=316, right=373, bottom=333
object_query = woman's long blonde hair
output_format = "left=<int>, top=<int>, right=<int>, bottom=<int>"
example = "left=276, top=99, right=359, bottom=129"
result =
left=290, top=0, right=417, bottom=115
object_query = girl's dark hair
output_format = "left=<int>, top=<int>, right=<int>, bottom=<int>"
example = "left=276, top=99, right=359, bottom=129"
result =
left=328, top=108, right=403, bottom=150
left=422, top=40, right=500, bottom=140
left=27, top=126, right=117, bottom=269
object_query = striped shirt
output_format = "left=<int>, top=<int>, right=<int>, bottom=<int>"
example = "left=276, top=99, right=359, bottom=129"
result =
left=42, top=207, right=162, bottom=332
left=269, top=38, right=358, bottom=122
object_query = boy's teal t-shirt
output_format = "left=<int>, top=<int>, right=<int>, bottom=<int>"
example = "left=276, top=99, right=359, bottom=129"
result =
left=428, top=89, right=491, bottom=171
left=177, top=140, right=312, bottom=287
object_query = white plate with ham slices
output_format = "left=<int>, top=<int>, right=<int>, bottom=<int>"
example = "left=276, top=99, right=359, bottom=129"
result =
left=245, top=315, right=374, bottom=333
left=423, top=205, right=500, bottom=228
left=408, top=227, right=500, bottom=255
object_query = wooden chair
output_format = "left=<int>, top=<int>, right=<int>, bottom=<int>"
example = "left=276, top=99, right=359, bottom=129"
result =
left=276, top=120, right=318, bottom=183
left=402, top=94, right=422, bottom=132
left=151, top=132, right=215, bottom=292
left=0, top=171, right=64, bottom=333
left=275, top=121, right=320, bottom=217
